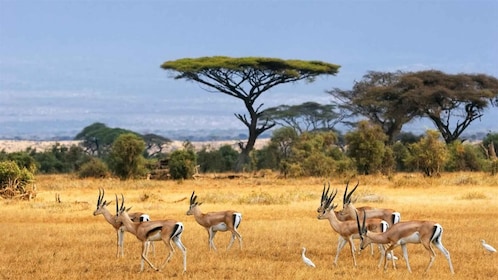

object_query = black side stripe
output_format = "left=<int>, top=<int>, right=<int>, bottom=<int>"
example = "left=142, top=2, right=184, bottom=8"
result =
left=146, top=226, right=163, bottom=237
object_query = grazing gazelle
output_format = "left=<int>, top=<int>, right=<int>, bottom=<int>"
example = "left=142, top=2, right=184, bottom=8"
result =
left=93, top=188, right=153, bottom=257
left=317, top=186, right=389, bottom=267
left=356, top=210, right=454, bottom=274
left=186, top=191, right=242, bottom=251
left=115, top=194, right=187, bottom=273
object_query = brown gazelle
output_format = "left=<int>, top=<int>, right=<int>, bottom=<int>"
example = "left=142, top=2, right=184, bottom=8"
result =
left=356, top=210, right=454, bottom=274
left=318, top=184, right=377, bottom=255
left=93, top=188, right=153, bottom=257
left=317, top=185, right=389, bottom=267
left=115, top=194, right=187, bottom=273
left=341, top=181, right=401, bottom=226
left=186, top=191, right=242, bottom=251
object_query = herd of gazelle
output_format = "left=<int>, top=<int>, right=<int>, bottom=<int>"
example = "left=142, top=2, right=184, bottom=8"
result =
left=93, top=189, right=242, bottom=273
left=318, top=181, right=454, bottom=274
left=93, top=181, right=454, bottom=274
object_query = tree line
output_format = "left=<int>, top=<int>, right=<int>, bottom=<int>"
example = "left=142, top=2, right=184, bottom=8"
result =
left=2, top=56, right=498, bottom=192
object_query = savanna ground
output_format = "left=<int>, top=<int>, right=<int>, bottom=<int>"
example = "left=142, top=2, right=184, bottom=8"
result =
left=1, top=172, right=497, bottom=280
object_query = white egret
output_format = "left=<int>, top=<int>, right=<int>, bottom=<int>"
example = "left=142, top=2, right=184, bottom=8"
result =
left=301, top=247, right=316, bottom=268
left=481, top=240, right=497, bottom=253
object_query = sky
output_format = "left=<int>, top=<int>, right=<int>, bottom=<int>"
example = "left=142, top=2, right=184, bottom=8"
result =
left=1, top=0, right=497, bottom=139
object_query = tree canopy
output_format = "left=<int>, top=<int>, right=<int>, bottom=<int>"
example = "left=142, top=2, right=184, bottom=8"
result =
left=161, top=56, right=340, bottom=171
left=328, top=70, right=498, bottom=144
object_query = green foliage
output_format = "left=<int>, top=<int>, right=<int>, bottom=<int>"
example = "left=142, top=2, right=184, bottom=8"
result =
left=169, top=149, right=197, bottom=180
left=408, top=130, right=448, bottom=177
left=392, top=142, right=413, bottom=172
left=445, top=141, right=485, bottom=172
left=197, top=144, right=239, bottom=172
left=263, top=102, right=342, bottom=134
left=108, top=133, right=147, bottom=179
left=345, top=121, right=390, bottom=175
left=78, top=158, right=109, bottom=178
left=75, top=122, right=140, bottom=157
left=0, top=151, right=37, bottom=173
left=283, top=131, right=342, bottom=177
left=162, top=56, right=340, bottom=172
left=0, top=160, right=34, bottom=190
left=31, top=143, right=90, bottom=174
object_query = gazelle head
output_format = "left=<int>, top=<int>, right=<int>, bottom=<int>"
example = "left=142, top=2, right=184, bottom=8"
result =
left=93, top=187, right=111, bottom=216
left=317, top=186, right=338, bottom=219
left=356, top=209, right=370, bottom=250
left=186, top=191, right=202, bottom=215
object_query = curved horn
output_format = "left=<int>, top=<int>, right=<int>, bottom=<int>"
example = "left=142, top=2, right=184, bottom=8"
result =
left=97, top=188, right=102, bottom=207
left=321, top=183, right=330, bottom=203
left=120, top=194, right=125, bottom=212
left=343, top=181, right=349, bottom=204
left=355, top=210, right=362, bottom=239
left=115, top=193, right=119, bottom=214
left=345, top=181, right=359, bottom=204
left=190, top=191, right=196, bottom=204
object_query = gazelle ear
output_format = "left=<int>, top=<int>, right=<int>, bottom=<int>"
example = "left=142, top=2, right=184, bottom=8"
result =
left=106, top=201, right=112, bottom=207
left=126, top=207, right=132, bottom=212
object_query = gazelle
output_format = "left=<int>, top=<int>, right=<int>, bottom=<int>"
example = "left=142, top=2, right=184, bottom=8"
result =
left=318, top=184, right=383, bottom=256
left=115, top=194, right=187, bottom=273
left=356, top=210, right=454, bottom=274
left=317, top=186, right=389, bottom=267
left=93, top=188, right=154, bottom=257
left=186, top=191, right=242, bottom=251
left=341, top=181, right=401, bottom=226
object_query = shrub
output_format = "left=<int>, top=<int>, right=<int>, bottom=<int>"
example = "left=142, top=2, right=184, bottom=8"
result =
left=78, top=158, right=109, bottom=178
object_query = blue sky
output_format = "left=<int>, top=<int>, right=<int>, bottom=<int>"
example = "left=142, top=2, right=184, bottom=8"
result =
left=1, top=0, right=497, bottom=139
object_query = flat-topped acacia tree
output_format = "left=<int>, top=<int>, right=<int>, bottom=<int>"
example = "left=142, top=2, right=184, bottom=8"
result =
left=161, top=56, right=340, bottom=171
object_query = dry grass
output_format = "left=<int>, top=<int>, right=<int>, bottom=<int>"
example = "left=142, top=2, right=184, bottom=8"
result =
left=1, top=172, right=497, bottom=280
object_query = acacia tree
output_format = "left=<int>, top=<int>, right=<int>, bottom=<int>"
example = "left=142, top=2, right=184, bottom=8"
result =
left=161, top=56, right=340, bottom=171
left=262, top=101, right=343, bottom=134
left=327, top=71, right=420, bottom=144
left=400, top=71, right=498, bottom=144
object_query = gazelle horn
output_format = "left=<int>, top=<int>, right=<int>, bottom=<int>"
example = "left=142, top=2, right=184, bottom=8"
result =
left=344, top=180, right=359, bottom=204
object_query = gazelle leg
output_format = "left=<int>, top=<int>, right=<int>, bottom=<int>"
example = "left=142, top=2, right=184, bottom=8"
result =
left=347, top=237, right=358, bottom=267
left=434, top=240, right=454, bottom=274
left=208, top=228, right=218, bottom=251
left=377, top=244, right=386, bottom=268
left=401, top=244, right=411, bottom=272
left=172, top=236, right=187, bottom=272
left=140, top=242, right=159, bottom=272
left=334, top=236, right=348, bottom=266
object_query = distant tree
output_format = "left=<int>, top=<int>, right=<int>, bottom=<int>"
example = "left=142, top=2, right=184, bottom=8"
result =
left=78, top=158, right=110, bottom=178
left=284, top=131, right=342, bottom=177
left=328, top=70, right=498, bottom=145
left=75, top=122, right=139, bottom=157
left=142, top=133, right=172, bottom=157
left=161, top=56, right=340, bottom=171
left=263, top=102, right=343, bottom=134
left=327, top=71, right=419, bottom=144
left=197, top=144, right=239, bottom=172
left=345, top=121, right=390, bottom=175
left=408, top=130, right=448, bottom=177
left=445, top=141, right=484, bottom=172
left=400, top=71, right=498, bottom=144
left=108, top=133, right=146, bottom=179
left=169, top=149, right=197, bottom=180
left=31, top=143, right=90, bottom=174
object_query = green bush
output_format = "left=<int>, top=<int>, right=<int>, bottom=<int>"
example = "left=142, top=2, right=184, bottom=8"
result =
left=78, top=158, right=110, bottom=178
left=169, top=149, right=197, bottom=180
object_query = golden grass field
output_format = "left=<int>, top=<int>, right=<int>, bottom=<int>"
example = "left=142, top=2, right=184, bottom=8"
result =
left=1, top=172, right=497, bottom=280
